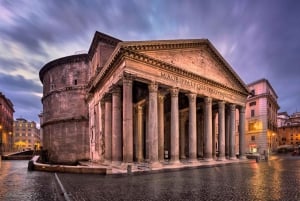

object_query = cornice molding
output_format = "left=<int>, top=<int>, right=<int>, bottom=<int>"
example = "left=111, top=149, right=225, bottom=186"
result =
left=247, top=93, right=280, bottom=109
left=89, top=47, right=248, bottom=98
left=42, top=85, right=87, bottom=102
left=39, top=54, right=88, bottom=83
left=122, top=40, right=249, bottom=94
left=41, top=116, right=88, bottom=128
left=124, top=49, right=249, bottom=97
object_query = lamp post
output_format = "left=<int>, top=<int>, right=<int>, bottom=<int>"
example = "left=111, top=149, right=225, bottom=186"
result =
left=9, top=131, right=12, bottom=152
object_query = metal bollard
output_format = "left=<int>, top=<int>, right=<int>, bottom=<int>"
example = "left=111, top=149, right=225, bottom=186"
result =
left=127, top=165, right=132, bottom=174
left=28, top=160, right=34, bottom=171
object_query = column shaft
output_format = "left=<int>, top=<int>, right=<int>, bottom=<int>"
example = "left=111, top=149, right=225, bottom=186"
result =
left=104, top=95, right=112, bottom=162
left=158, top=93, right=165, bottom=161
left=239, top=106, right=246, bottom=159
left=170, top=87, right=180, bottom=163
left=148, top=83, right=159, bottom=163
left=136, top=105, right=144, bottom=162
left=218, top=101, right=225, bottom=160
left=229, top=104, right=236, bottom=159
left=188, top=93, right=197, bottom=162
left=123, top=79, right=133, bottom=163
left=111, top=86, right=122, bottom=163
left=204, top=97, right=213, bottom=161
left=180, top=113, right=186, bottom=159
left=212, top=112, right=216, bottom=159
left=225, top=108, right=230, bottom=158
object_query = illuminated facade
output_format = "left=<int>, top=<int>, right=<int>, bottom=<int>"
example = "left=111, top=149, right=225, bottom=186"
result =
left=245, top=79, right=279, bottom=154
left=40, top=31, right=249, bottom=165
left=0, top=92, right=14, bottom=154
left=277, top=112, right=300, bottom=146
left=13, top=118, right=41, bottom=151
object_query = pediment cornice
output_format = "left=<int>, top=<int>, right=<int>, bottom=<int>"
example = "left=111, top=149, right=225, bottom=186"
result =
left=89, top=47, right=248, bottom=97
left=121, top=40, right=249, bottom=94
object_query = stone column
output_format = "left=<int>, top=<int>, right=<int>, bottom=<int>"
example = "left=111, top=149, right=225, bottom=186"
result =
left=188, top=93, right=197, bottom=162
left=158, top=93, right=165, bottom=162
left=104, top=94, right=112, bottom=163
left=204, top=97, right=213, bottom=161
left=123, top=78, right=133, bottom=163
left=147, top=83, right=159, bottom=165
left=239, top=106, right=246, bottom=159
left=225, top=107, right=230, bottom=158
left=136, top=105, right=144, bottom=162
left=212, top=112, right=216, bottom=159
left=111, top=85, right=122, bottom=164
left=218, top=101, right=225, bottom=160
left=170, top=87, right=180, bottom=164
left=197, top=108, right=204, bottom=158
left=180, top=112, right=186, bottom=159
left=229, top=104, right=236, bottom=159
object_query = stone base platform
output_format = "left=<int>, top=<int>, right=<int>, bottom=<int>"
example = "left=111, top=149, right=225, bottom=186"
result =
left=29, top=156, right=254, bottom=175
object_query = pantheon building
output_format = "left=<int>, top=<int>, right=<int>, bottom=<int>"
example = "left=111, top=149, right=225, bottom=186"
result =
left=40, top=31, right=249, bottom=166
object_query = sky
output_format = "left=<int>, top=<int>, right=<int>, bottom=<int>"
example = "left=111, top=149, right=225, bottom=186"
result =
left=0, top=0, right=300, bottom=124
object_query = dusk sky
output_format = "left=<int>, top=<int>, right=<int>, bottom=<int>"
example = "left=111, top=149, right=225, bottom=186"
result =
left=1, top=0, right=300, bottom=124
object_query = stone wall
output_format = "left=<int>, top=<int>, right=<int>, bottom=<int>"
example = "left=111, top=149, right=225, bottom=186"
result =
left=40, top=54, right=90, bottom=164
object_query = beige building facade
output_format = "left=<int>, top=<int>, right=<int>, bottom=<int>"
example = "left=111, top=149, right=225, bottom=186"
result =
left=40, top=31, right=249, bottom=165
left=277, top=112, right=300, bottom=147
left=245, top=79, right=279, bottom=154
left=13, top=118, right=41, bottom=151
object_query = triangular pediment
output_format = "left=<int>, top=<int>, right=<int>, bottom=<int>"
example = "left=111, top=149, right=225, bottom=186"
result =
left=121, top=40, right=248, bottom=94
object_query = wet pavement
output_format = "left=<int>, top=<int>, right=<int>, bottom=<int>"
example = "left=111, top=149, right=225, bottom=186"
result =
left=1, top=155, right=300, bottom=201
left=0, top=160, right=61, bottom=201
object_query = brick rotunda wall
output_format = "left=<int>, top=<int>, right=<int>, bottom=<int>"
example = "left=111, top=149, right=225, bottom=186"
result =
left=40, top=54, right=90, bottom=164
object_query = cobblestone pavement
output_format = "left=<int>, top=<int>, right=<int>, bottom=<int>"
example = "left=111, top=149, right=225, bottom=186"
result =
left=0, top=160, right=61, bottom=201
left=1, top=155, right=300, bottom=201
left=57, top=155, right=300, bottom=201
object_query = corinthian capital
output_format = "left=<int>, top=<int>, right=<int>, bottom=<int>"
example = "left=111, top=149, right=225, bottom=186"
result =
left=148, top=82, right=158, bottom=93
left=170, top=87, right=179, bottom=97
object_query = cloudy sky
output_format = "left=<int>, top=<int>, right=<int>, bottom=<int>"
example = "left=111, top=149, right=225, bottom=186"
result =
left=1, top=0, right=300, bottom=124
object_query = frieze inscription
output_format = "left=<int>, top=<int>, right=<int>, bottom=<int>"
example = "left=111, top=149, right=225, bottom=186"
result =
left=160, top=72, right=234, bottom=100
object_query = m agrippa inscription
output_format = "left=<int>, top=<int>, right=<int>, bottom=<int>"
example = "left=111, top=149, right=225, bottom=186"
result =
left=160, top=71, right=236, bottom=101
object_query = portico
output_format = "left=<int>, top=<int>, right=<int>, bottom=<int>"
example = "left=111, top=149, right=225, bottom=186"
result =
left=87, top=34, right=249, bottom=168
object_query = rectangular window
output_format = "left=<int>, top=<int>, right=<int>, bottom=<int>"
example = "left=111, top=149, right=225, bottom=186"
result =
left=249, top=101, right=256, bottom=106
left=251, top=90, right=255, bottom=96
left=249, top=122, right=256, bottom=131
left=251, top=110, right=255, bottom=117
left=251, top=136, right=255, bottom=141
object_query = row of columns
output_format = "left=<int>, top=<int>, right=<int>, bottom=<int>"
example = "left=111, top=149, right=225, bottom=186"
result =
left=103, top=77, right=246, bottom=165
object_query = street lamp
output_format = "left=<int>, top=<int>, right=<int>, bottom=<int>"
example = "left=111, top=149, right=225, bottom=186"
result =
left=9, top=131, right=12, bottom=152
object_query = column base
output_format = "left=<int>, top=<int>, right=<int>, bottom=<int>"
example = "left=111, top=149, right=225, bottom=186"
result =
left=229, top=157, right=237, bottom=160
left=150, top=161, right=163, bottom=168
left=203, top=157, right=214, bottom=162
left=217, top=156, right=226, bottom=161
left=170, top=160, right=181, bottom=166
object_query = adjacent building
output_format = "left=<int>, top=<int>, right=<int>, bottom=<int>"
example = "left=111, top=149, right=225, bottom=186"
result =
left=245, top=79, right=279, bottom=154
left=13, top=118, right=41, bottom=151
left=0, top=92, right=14, bottom=154
left=39, top=31, right=249, bottom=165
left=277, top=112, right=300, bottom=147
